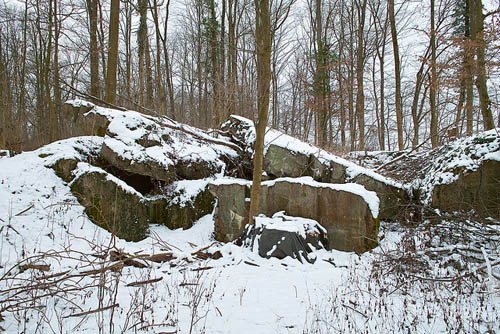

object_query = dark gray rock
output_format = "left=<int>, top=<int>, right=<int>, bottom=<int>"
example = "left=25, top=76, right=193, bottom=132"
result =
left=236, top=213, right=328, bottom=263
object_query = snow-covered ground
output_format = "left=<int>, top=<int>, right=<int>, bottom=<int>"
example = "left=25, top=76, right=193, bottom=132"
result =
left=1, top=138, right=499, bottom=333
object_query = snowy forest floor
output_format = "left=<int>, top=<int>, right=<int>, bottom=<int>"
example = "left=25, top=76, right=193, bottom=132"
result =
left=1, top=146, right=500, bottom=334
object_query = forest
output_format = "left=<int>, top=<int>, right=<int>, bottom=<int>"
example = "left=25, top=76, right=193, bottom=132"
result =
left=1, top=1, right=500, bottom=332
left=0, top=0, right=499, bottom=153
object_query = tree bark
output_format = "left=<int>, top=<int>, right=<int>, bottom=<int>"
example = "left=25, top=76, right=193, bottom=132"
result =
left=312, top=0, right=328, bottom=148
left=104, top=0, right=120, bottom=105
left=470, top=0, right=495, bottom=130
left=151, top=0, right=165, bottom=114
left=430, top=0, right=438, bottom=148
left=45, top=0, right=55, bottom=142
left=87, top=0, right=100, bottom=98
left=53, top=0, right=61, bottom=140
left=388, top=0, right=403, bottom=150
left=248, top=0, right=271, bottom=225
left=355, top=0, right=367, bottom=150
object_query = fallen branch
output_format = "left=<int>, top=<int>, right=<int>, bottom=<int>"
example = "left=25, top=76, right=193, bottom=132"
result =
left=144, top=253, right=175, bottom=263
left=61, top=82, right=127, bottom=111
left=243, top=261, right=260, bottom=267
left=19, top=264, right=50, bottom=273
left=191, top=266, right=213, bottom=272
left=126, top=277, right=163, bottom=287
left=80, top=262, right=124, bottom=275
left=63, top=303, right=119, bottom=318
left=37, top=270, right=71, bottom=280
left=342, top=303, right=368, bottom=318
left=179, top=282, right=199, bottom=287
left=409, top=259, right=500, bottom=282
left=159, top=121, right=243, bottom=154
left=138, top=323, right=177, bottom=332
left=15, top=204, right=34, bottom=216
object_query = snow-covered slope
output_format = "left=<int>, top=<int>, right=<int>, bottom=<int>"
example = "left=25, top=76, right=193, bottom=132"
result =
left=226, top=115, right=407, bottom=190
left=415, top=129, right=500, bottom=203
left=1, top=116, right=499, bottom=333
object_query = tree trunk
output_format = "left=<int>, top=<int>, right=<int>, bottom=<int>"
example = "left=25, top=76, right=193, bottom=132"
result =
left=0, top=36, right=7, bottom=149
left=410, top=46, right=429, bottom=148
left=162, top=0, right=175, bottom=119
left=313, top=0, right=328, bottom=148
left=138, top=0, right=147, bottom=106
left=228, top=0, right=238, bottom=118
left=388, top=0, right=403, bottom=150
left=151, top=0, right=165, bottom=114
left=355, top=0, right=367, bottom=150
left=87, top=0, right=100, bottom=98
left=104, top=0, right=120, bottom=104
left=124, top=0, right=132, bottom=101
left=470, top=0, right=494, bottom=130
left=45, top=0, right=55, bottom=142
left=430, top=0, right=438, bottom=147
left=338, top=4, right=346, bottom=151
left=53, top=0, right=61, bottom=140
left=248, top=0, right=272, bottom=224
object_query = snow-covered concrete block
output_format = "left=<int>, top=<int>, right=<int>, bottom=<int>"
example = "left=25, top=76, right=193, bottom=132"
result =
left=209, top=177, right=380, bottom=253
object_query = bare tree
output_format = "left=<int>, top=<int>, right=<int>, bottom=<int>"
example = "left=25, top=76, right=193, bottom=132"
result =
left=105, top=0, right=120, bottom=104
left=87, top=0, right=100, bottom=99
left=470, top=0, right=495, bottom=130
left=248, top=0, right=272, bottom=224
left=388, top=0, right=404, bottom=150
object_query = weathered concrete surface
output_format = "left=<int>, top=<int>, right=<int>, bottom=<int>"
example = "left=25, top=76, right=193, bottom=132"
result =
left=263, top=144, right=347, bottom=184
left=209, top=178, right=379, bottom=253
left=432, top=159, right=500, bottom=219
left=100, top=142, right=177, bottom=183
left=264, top=145, right=310, bottom=179
left=70, top=166, right=215, bottom=241
left=62, top=103, right=110, bottom=138
left=52, top=158, right=80, bottom=182
left=352, top=173, right=410, bottom=220
left=208, top=182, right=250, bottom=243
left=156, top=187, right=216, bottom=230
left=70, top=168, right=151, bottom=241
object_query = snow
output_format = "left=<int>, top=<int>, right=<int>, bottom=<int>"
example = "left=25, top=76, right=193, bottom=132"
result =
left=99, top=106, right=238, bottom=174
left=66, top=99, right=95, bottom=109
left=71, top=162, right=144, bottom=197
left=0, top=143, right=357, bottom=333
left=1, top=113, right=499, bottom=333
left=227, top=114, right=407, bottom=190
left=165, top=178, right=212, bottom=207
left=254, top=211, right=327, bottom=238
left=413, top=128, right=500, bottom=203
